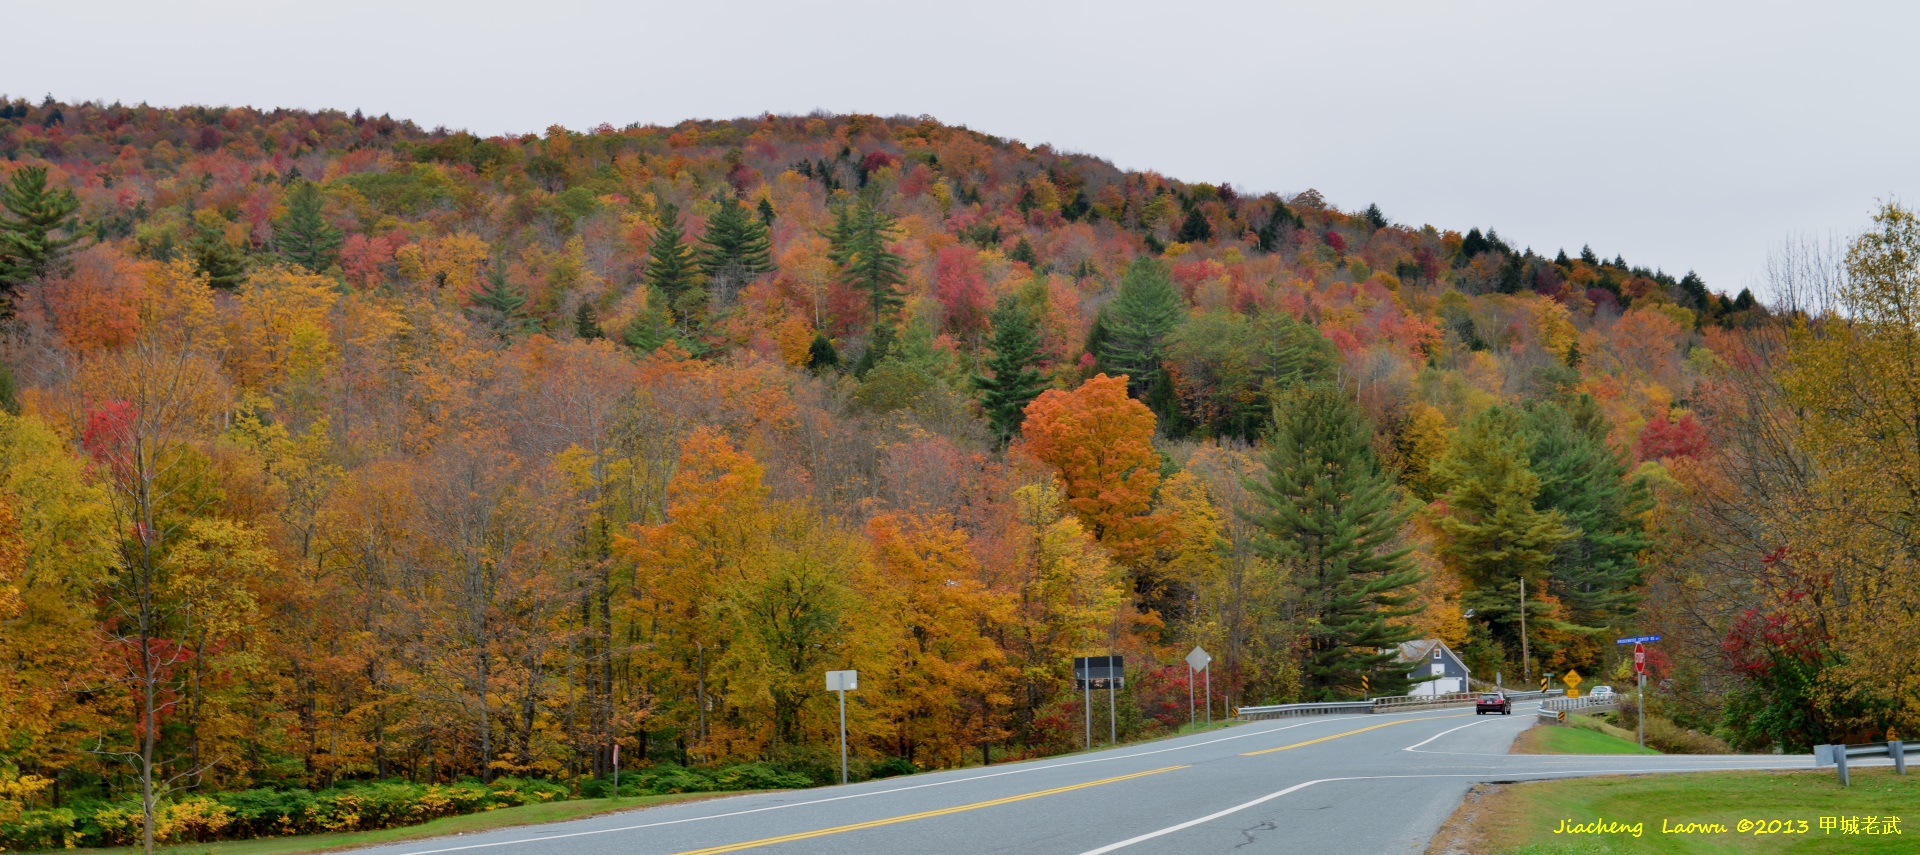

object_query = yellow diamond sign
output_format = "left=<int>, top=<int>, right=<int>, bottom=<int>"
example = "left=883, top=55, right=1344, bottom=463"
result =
left=1563, top=669, right=1582, bottom=689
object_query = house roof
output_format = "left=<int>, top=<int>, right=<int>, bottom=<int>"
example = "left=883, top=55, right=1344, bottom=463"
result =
left=1395, top=638, right=1454, bottom=663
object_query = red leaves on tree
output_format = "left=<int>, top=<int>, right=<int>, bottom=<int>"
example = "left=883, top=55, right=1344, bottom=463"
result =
left=82, top=400, right=140, bottom=481
left=1637, top=411, right=1708, bottom=462
left=933, top=245, right=989, bottom=338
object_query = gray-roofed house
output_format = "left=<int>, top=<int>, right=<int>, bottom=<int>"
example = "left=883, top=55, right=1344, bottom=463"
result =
left=1396, top=638, right=1469, bottom=696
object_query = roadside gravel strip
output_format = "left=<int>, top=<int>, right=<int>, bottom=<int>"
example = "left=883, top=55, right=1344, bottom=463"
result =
left=351, top=703, right=1808, bottom=855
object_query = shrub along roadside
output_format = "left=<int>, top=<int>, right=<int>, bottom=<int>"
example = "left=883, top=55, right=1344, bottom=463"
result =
left=0, top=763, right=831, bottom=853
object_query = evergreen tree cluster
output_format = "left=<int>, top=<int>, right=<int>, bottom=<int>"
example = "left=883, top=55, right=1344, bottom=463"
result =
left=0, top=165, right=83, bottom=308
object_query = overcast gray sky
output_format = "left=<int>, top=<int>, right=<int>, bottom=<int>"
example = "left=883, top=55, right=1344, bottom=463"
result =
left=9, top=1, right=1915, bottom=300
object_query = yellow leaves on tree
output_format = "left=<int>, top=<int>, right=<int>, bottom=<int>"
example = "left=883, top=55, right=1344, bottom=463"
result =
left=228, top=266, right=340, bottom=416
left=0, top=412, right=117, bottom=769
left=865, top=513, right=1012, bottom=767
left=618, top=428, right=866, bottom=761
left=1004, top=482, right=1126, bottom=698
left=1528, top=297, right=1578, bottom=364
left=1779, top=201, right=1920, bottom=736
left=1018, top=373, right=1167, bottom=565
left=394, top=232, right=490, bottom=294
left=0, top=496, right=22, bottom=622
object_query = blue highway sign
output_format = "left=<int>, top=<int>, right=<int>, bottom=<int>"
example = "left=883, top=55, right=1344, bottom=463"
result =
left=1615, top=635, right=1661, bottom=644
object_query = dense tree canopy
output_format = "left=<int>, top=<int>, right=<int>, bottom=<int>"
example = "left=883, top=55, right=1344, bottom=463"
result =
left=0, top=98, right=1887, bottom=845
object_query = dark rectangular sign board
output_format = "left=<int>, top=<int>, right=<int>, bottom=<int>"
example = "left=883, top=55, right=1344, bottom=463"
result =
left=1073, top=655, right=1125, bottom=689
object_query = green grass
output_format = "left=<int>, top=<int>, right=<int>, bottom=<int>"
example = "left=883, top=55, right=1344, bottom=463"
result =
left=1448, top=768, right=1920, bottom=854
left=1171, top=719, right=1236, bottom=737
left=51, top=793, right=741, bottom=855
left=1528, top=723, right=1661, bottom=756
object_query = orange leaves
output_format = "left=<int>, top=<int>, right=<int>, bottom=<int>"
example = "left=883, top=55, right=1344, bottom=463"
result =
left=38, top=245, right=150, bottom=351
left=0, top=497, right=21, bottom=621
left=864, top=513, right=1012, bottom=764
left=1018, top=373, right=1165, bottom=564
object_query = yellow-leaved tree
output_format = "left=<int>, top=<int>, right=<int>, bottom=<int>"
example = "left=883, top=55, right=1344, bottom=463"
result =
left=1781, top=200, right=1920, bottom=737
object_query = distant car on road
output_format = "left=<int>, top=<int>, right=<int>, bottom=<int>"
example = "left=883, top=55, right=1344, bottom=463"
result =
left=1589, top=685, right=1615, bottom=698
left=1475, top=692, right=1512, bottom=715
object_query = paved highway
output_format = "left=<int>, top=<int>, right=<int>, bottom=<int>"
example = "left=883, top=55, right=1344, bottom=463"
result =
left=358, top=702, right=1809, bottom=855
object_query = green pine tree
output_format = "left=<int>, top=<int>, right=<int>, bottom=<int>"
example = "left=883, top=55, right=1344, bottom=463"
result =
left=275, top=180, right=343, bottom=273
left=0, top=165, right=84, bottom=304
left=1430, top=406, right=1579, bottom=665
left=696, top=192, right=774, bottom=308
left=574, top=301, right=603, bottom=340
left=621, top=288, right=675, bottom=354
left=1009, top=236, right=1038, bottom=267
left=1248, top=383, right=1426, bottom=700
left=823, top=202, right=859, bottom=267
left=806, top=332, right=840, bottom=373
left=188, top=223, right=248, bottom=291
left=838, top=201, right=905, bottom=330
left=972, top=295, right=1049, bottom=446
left=0, top=361, right=19, bottom=416
left=853, top=319, right=897, bottom=379
left=1177, top=206, right=1213, bottom=243
left=467, top=263, right=531, bottom=339
left=757, top=196, right=777, bottom=227
left=644, top=203, right=699, bottom=313
left=1518, top=398, right=1653, bottom=637
left=1099, top=256, right=1185, bottom=399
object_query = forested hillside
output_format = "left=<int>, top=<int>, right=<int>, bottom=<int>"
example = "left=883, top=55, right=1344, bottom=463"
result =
left=1, top=97, right=1913, bottom=845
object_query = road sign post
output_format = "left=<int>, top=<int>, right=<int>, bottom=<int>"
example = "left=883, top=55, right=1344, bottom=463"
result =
left=1108, top=663, right=1117, bottom=745
left=612, top=742, right=619, bottom=798
left=1204, top=663, right=1212, bottom=726
left=826, top=670, right=858, bottom=784
left=1185, top=647, right=1211, bottom=732
left=1618, top=637, right=1659, bottom=748
left=1634, top=642, right=1647, bottom=749
left=1074, top=656, right=1125, bottom=748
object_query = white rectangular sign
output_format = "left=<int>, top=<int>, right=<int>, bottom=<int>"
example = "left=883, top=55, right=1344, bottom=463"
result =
left=826, top=669, right=858, bottom=691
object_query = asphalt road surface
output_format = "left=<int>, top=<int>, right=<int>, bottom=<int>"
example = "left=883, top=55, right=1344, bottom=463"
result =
left=358, top=702, right=1811, bottom=855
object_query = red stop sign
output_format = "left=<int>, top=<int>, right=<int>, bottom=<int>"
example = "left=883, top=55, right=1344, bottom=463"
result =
left=1633, top=642, right=1646, bottom=674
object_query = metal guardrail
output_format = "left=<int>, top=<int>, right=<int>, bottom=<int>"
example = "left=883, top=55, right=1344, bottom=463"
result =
left=1541, top=694, right=1620, bottom=713
left=1236, top=689, right=1564, bottom=721
left=1235, top=700, right=1374, bottom=720
left=1815, top=741, right=1911, bottom=786
left=1372, top=691, right=1479, bottom=709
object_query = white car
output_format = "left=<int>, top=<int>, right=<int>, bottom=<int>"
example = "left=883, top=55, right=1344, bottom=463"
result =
left=1589, top=685, right=1615, bottom=698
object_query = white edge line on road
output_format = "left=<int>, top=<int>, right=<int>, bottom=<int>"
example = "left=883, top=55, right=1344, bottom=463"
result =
left=1074, top=764, right=1818, bottom=855
left=1403, top=714, right=1505, bottom=752
left=385, top=711, right=1470, bottom=855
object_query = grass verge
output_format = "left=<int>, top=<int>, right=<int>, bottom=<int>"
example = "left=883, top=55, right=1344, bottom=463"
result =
left=1512, top=718, right=1659, bottom=756
left=1427, top=768, right=1918, bottom=855
left=49, top=792, right=745, bottom=855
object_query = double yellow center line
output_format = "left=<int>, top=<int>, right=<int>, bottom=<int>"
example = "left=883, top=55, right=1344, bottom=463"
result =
left=1242, top=713, right=1471, bottom=756
left=669, top=765, right=1186, bottom=855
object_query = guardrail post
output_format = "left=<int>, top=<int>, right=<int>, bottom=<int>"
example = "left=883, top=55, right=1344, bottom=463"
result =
left=1893, top=741, right=1907, bottom=775
left=1834, top=746, right=1850, bottom=787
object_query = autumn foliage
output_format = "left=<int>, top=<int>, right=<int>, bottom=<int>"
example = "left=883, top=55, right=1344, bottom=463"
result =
left=0, top=95, right=1884, bottom=838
